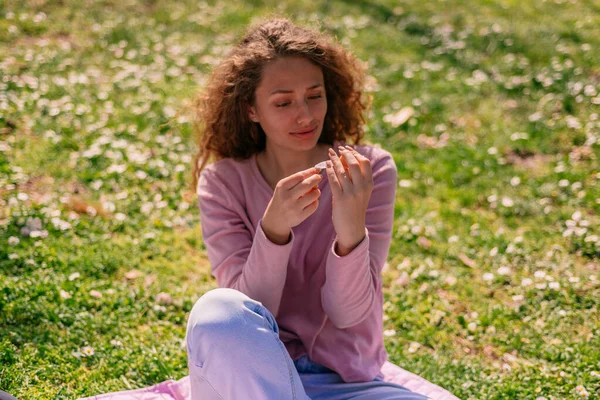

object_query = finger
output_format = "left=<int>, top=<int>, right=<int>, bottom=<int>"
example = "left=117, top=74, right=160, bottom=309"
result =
left=345, top=146, right=373, bottom=184
left=292, top=173, right=322, bottom=198
left=338, top=146, right=364, bottom=182
left=337, top=146, right=350, bottom=172
left=281, top=166, right=321, bottom=190
left=298, top=187, right=320, bottom=209
left=324, top=160, right=342, bottom=196
left=328, top=148, right=351, bottom=190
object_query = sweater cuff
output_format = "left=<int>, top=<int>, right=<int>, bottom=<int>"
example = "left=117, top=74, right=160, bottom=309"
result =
left=329, top=227, right=369, bottom=260
left=257, top=218, right=295, bottom=248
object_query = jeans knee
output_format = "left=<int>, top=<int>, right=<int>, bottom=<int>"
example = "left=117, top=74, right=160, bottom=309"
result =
left=186, top=288, right=258, bottom=355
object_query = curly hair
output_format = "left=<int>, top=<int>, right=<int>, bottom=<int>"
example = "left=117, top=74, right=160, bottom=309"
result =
left=188, top=17, right=371, bottom=192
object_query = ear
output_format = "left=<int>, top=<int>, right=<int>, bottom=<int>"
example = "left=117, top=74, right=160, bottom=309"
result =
left=247, top=104, right=259, bottom=123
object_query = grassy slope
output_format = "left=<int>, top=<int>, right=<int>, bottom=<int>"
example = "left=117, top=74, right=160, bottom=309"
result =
left=1, top=0, right=599, bottom=398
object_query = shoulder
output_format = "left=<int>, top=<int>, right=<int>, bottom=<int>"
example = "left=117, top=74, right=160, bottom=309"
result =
left=197, top=157, right=252, bottom=200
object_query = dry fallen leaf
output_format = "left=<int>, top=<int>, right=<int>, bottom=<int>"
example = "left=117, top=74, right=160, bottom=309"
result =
left=416, top=236, right=432, bottom=249
left=395, top=272, right=410, bottom=287
left=125, top=269, right=144, bottom=280
left=383, top=106, right=414, bottom=128
left=459, top=253, right=476, bottom=268
left=144, top=274, right=157, bottom=288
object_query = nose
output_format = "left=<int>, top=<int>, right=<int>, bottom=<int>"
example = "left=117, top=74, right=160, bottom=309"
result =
left=296, top=99, right=312, bottom=125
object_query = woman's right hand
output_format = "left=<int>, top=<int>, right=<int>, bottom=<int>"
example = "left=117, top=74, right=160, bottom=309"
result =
left=261, top=167, right=323, bottom=244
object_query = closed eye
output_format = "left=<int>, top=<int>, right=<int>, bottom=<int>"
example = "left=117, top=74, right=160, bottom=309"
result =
left=276, top=95, right=324, bottom=108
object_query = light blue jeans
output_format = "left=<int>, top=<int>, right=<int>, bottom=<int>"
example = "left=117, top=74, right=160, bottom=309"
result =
left=186, top=288, right=429, bottom=400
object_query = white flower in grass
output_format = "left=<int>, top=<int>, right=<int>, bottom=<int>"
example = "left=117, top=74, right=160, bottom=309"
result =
left=489, top=247, right=498, bottom=256
left=17, top=192, right=29, bottom=201
left=590, top=371, right=600, bottom=378
left=497, top=266, right=512, bottom=276
left=549, top=282, right=560, bottom=290
left=408, top=342, right=421, bottom=353
left=110, top=340, right=123, bottom=347
left=584, top=235, right=598, bottom=243
left=428, top=270, right=439, bottom=278
left=81, top=346, right=95, bottom=357
left=501, top=197, right=514, bottom=207
left=467, top=322, right=477, bottom=332
left=521, top=278, right=533, bottom=287
left=410, top=225, right=422, bottom=235
left=575, top=385, right=589, bottom=397
left=90, top=290, right=102, bottom=298
left=444, top=275, right=457, bottom=286
left=528, top=112, right=542, bottom=122
left=8, top=236, right=19, bottom=245
left=482, top=273, right=495, bottom=282
left=534, top=270, right=546, bottom=279
left=60, top=290, right=71, bottom=299
left=383, top=329, right=396, bottom=337
left=69, top=272, right=80, bottom=281
left=156, top=292, right=172, bottom=305
left=141, top=202, right=153, bottom=214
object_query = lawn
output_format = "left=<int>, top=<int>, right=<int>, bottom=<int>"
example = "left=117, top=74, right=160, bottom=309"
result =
left=1, top=0, right=599, bottom=399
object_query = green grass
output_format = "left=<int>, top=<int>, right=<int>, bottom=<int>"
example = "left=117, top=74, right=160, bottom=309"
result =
left=1, top=0, right=599, bottom=398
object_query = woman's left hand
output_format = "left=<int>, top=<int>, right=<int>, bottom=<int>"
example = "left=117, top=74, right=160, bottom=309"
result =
left=325, top=145, right=374, bottom=255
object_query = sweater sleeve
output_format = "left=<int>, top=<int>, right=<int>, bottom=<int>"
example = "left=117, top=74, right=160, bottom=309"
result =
left=321, top=151, right=398, bottom=329
left=197, top=168, right=295, bottom=317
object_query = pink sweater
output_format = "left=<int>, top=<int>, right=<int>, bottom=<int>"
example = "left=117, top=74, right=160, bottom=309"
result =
left=196, top=139, right=398, bottom=383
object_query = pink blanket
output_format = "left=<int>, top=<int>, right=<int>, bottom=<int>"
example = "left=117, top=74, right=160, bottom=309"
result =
left=79, top=361, right=460, bottom=400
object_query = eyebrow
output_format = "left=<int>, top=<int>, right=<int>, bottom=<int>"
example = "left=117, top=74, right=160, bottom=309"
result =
left=269, top=84, right=323, bottom=96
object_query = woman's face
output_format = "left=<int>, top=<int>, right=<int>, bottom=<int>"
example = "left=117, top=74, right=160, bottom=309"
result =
left=248, top=56, right=328, bottom=151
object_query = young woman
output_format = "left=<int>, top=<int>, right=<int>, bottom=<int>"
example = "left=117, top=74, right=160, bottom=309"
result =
left=185, top=18, right=428, bottom=400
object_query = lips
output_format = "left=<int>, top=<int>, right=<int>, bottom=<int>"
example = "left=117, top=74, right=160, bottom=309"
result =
left=291, top=126, right=317, bottom=135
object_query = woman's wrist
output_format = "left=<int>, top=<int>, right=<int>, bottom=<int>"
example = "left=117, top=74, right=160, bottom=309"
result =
left=335, top=232, right=365, bottom=256
left=261, top=219, right=291, bottom=245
